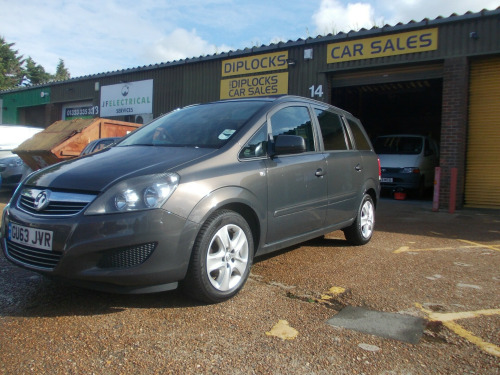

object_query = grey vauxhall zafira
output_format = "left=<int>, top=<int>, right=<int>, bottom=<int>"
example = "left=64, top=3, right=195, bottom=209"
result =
left=1, top=95, right=380, bottom=303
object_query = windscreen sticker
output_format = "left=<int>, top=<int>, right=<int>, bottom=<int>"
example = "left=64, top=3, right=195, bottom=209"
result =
left=218, top=129, right=236, bottom=140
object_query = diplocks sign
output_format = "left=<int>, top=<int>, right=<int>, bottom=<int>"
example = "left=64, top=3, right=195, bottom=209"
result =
left=327, top=28, right=438, bottom=64
left=220, top=51, right=289, bottom=99
left=220, top=72, right=288, bottom=99
left=100, top=79, right=153, bottom=117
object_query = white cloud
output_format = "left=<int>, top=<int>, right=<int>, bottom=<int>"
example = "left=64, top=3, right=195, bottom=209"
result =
left=377, top=0, right=499, bottom=25
left=312, top=0, right=499, bottom=36
left=313, top=0, right=382, bottom=35
left=146, top=28, right=232, bottom=63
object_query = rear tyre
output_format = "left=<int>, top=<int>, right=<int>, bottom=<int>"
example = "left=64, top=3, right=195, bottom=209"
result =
left=343, top=194, right=375, bottom=246
left=182, top=210, right=253, bottom=303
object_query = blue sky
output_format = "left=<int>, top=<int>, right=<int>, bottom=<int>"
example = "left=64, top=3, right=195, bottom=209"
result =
left=1, top=0, right=498, bottom=78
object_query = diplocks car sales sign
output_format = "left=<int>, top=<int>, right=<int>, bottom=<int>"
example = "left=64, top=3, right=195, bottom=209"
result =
left=101, top=79, right=153, bottom=117
left=220, top=51, right=289, bottom=100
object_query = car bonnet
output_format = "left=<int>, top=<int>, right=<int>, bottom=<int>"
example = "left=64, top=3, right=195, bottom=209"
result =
left=23, top=145, right=216, bottom=192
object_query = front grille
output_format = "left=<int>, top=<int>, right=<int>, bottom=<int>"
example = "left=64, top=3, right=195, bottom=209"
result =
left=17, top=188, right=96, bottom=216
left=97, top=242, right=157, bottom=269
left=6, top=240, right=62, bottom=269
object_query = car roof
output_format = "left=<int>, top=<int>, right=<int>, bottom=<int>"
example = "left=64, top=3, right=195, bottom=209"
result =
left=204, top=95, right=357, bottom=118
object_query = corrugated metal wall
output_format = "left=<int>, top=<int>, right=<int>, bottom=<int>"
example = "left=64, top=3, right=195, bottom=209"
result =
left=465, top=56, right=500, bottom=208
left=1, top=88, right=51, bottom=124
left=317, top=10, right=500, bottom=74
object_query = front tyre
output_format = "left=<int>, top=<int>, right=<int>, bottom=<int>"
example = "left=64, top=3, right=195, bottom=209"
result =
left=343, top=194, right=375, bottom=246
left=182, top=210, right=254, bottom=303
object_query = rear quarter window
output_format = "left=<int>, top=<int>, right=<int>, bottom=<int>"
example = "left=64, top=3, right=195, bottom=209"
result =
left=347, top=119, right=372, bottom=151
left=314, top=108, right=348, bottom=151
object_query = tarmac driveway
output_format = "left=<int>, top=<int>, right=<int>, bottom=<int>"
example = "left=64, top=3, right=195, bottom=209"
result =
left=0, top=190, right=499, bottom=374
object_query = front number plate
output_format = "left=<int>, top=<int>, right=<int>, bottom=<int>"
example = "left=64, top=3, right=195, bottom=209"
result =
left=8, top=223, right=53, bottom=251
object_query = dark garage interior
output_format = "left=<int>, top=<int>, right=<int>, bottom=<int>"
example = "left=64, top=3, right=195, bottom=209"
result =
left=331, top=78, right=443, bottom=143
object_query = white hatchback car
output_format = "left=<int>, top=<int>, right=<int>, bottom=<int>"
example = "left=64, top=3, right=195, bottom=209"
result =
left=0, top=125, right=43, bottom=189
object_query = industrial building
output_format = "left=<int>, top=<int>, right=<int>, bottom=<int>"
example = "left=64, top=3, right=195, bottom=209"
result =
left=1, top=8, right=499, bottom=209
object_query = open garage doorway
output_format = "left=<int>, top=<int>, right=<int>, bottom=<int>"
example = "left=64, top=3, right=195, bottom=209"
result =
left=332, top=78, right=443, bottom=200
left=331, top=79, right=442, bottom=143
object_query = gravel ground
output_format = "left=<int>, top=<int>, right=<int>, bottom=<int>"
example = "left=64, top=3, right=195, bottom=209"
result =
left=0, top=190, right=499, bottom=374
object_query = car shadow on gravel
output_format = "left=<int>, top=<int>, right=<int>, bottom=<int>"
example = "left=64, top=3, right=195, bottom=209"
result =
left=0, top=262, right=208, bottom=318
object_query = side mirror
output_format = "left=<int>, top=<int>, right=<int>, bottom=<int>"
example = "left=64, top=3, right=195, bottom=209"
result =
left=273, top=135, right=307, bottom=156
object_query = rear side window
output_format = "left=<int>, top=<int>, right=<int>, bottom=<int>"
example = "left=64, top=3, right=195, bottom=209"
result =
left=314, top=108, right=347, bottom=151
left=347, top=119, right=371, bottom=151
left=270, top=106, right=315, bottom=152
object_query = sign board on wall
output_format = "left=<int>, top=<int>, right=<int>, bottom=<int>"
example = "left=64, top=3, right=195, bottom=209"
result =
left=100, top=79, right=153, bottom=117
left=220, top=72, right=288, bottom=99
left=222, top=51, right=288, bottom=77
left=327, top=28, right=438, bottom=64
left=220, top=51, right=289, bottom=99
left=62, top=102, right=98, bottom=120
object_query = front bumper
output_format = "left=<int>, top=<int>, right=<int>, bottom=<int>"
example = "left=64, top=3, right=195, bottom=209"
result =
left=380, top=172, right=421, bottom=191
left=1, top=201, right=199, bottom=294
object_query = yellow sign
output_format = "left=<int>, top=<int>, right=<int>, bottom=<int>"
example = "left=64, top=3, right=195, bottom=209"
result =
left=220, top=72, right=288, bottom=99
left=327, top=28, right=438, bottom=63
left=222, top=51, right=288, bottom=77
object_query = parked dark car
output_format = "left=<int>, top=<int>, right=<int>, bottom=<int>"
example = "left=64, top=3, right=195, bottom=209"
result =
left=1, top=96, right=380, bottom=303
left=0, top=125, right=43, bottom=189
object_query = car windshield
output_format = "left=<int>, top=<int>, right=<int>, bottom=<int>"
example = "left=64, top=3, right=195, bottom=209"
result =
left=373, top=136, right=423, bottom=155
left=119, top=101, right=267, bottom=149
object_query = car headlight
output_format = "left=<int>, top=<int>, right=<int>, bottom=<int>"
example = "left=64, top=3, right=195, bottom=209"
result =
left=85, top=173, right=179, bottom=215
left=401, top=167, right=420, bottom=174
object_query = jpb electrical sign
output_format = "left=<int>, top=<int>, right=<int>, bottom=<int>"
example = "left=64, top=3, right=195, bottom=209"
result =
left=220, top=51, right=288, bottom=99
left=327, top=28, right=438, bottom=63
left=100, top=79, right=153, bottom=117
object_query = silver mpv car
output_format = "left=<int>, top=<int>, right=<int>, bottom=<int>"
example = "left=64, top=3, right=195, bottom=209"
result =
left=1, top=96, right=380, bottom=303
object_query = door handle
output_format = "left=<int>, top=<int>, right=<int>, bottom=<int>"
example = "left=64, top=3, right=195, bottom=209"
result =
left=315, top=168, right=326, bottom=177
left=355, top=164, right=362, bottom=172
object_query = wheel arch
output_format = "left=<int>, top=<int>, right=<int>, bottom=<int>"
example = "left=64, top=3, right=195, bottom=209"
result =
left=219, top=202, right=261, bottom=255
left=365, top=187, right=378, bottom=208
left=186, top=186, right=265, bottom=255
left=363, top=176, right=380, bottom=209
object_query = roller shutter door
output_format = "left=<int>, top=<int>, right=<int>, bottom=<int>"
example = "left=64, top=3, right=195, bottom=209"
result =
left=466, top=57, right=500, bottom=208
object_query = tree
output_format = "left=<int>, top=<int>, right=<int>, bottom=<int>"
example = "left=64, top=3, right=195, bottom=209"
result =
left=1, top=37, right=71, bottom=89
left=0, top=36, right=24, bottom=89
left=55, top=59, right=70, bottom=81
left=25, top=56, right=52, bottom=85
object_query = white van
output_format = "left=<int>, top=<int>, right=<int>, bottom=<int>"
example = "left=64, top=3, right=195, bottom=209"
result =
left=373, top=134, right=439, bottom=197
left=0, top=125, right=43, bottom=189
